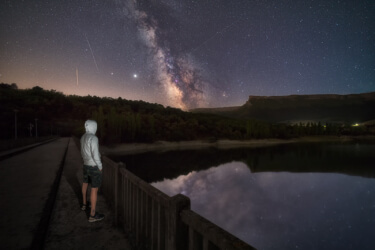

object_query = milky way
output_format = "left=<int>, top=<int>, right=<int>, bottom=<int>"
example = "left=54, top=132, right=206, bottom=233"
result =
left=1, top=0, right=374, bottom=109
left=115, top=0, right=215, bottom=109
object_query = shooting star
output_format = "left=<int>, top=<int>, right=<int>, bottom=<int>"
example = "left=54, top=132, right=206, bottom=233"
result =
left=76, top=68, right=79, bottom=85
left=192, top=17, right=244, bottom=53
left=84, top=33, right=99, bottom=72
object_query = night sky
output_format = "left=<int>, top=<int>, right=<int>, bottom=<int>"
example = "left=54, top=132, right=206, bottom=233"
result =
left=1, top=0, right=374, bottom=110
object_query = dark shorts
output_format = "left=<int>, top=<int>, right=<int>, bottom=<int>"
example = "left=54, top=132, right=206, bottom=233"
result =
left=83, top=165, right=102, bottom=188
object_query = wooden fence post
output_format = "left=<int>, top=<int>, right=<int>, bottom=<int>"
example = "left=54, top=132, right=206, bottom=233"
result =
left=114, top=162, right=123, bottom=226
left=167, top=194, right=191, bottom=250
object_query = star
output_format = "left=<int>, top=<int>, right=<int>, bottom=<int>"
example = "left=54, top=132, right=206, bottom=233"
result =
left=0, top=0, right=373, bottom=108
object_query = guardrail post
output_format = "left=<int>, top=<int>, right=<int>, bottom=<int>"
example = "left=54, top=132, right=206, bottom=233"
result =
left=114, top=162, right=123, bottom=226
left=167, top=194, right=191, bottom=250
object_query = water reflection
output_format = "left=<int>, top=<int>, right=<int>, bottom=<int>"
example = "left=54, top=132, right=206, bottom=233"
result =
left=153, top=162, right=375, bottom=250
left=109, top=142, right=375, bottom=182
left=108, top=142, right=375, bottom=249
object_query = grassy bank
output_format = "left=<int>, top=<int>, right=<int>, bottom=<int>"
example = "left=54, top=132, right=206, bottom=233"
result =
left=101, top=135, right=375, bottom=155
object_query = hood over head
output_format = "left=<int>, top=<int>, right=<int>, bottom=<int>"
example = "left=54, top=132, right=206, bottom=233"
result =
left=84, top=120, right=97, bottom=134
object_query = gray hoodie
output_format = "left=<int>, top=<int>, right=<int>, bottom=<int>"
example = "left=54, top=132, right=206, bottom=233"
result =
left=80, top=120, right=102, bottom=170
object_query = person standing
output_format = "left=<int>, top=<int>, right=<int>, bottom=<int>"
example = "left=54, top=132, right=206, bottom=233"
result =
left=80, top=120, right=104, bottom=222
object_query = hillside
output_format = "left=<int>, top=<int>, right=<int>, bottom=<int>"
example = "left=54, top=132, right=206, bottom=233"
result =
left=192, top=92, right=375, bottom=123
left=1, top=83, right=374, bottom=143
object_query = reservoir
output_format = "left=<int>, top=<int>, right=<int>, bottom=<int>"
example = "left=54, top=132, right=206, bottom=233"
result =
left=108, top=141, right=375, bottom=250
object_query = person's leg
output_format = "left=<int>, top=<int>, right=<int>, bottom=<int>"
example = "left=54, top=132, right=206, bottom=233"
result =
left=82, top=182, right=88, bottom=205
left=90, top=187, right=98, bottom=217
left=88, top=166, right=104, bottom=221
left=81, top=165, right=90, bottom=210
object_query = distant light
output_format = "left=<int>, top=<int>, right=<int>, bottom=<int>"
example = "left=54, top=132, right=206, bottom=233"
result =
left=352, top=123, right=360, bottom=127
left=133, top=74, right=138, bottom=78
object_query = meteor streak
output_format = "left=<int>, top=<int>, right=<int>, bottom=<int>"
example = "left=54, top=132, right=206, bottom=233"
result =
left=84, top=33, right=99, bottom=72
left=192, top=17, right=244, bottom=53
left=76, top=68, right=79, bottom=86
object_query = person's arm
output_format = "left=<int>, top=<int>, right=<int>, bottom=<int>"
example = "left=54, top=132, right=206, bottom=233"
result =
left=91, top=136, right=103, bottom=170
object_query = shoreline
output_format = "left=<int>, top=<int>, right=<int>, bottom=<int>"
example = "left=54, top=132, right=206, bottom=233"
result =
left=101, top=135, right=375, bottom=155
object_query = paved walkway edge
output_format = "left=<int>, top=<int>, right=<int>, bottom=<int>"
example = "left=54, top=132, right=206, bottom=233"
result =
left=0, top=138, right=59, bottom=161
left=31, top=138, right=70, bottom=250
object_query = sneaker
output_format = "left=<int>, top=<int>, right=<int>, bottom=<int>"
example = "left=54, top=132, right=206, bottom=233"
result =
left=88, top=212, right=104, bottom=222
left=81, top=202, right=90, bottom=211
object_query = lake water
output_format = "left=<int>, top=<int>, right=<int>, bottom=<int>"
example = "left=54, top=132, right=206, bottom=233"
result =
left=108, top=142, right=375, bottom=250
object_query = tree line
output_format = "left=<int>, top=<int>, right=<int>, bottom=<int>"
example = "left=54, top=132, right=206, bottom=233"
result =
left=0, top=83, right=370, bottom=144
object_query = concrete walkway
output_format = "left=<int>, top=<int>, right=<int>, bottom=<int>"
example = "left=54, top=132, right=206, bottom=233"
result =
left=0, top=138, right=131, bottom=249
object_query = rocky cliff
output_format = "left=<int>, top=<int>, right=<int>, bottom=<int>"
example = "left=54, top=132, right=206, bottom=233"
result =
left=192, top=92, right=375, bottom=123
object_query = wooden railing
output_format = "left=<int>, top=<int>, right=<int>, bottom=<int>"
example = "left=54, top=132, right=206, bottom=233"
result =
left=102, top=156, right=256, bottom=250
